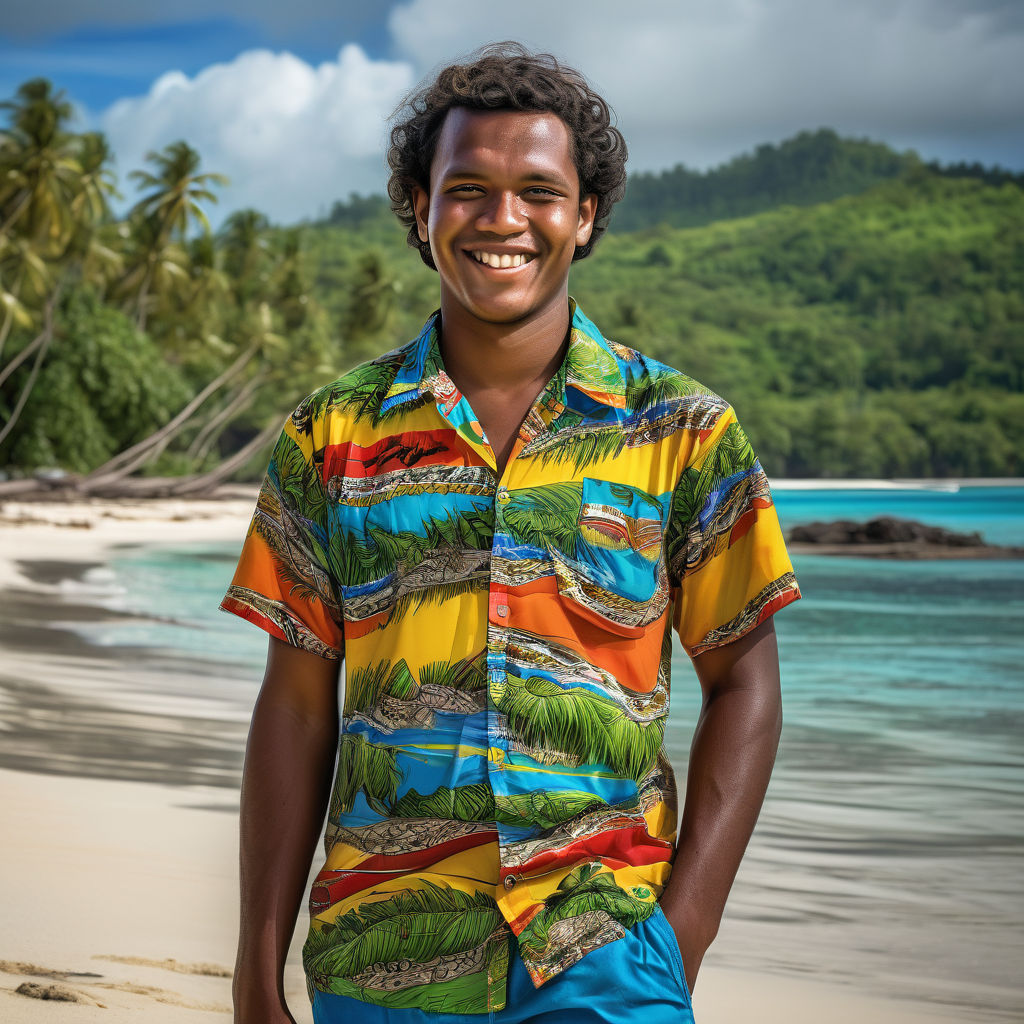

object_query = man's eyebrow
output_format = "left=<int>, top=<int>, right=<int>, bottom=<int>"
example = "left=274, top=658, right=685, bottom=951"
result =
left=439, top=167, right=574, bottom=189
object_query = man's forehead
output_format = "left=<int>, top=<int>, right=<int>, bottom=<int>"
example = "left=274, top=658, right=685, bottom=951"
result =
left=430, top=107, right=575, bottom=181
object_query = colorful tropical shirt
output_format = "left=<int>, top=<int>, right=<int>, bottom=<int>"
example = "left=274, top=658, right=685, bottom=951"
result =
left=219, top=298, right=801, bottom=1015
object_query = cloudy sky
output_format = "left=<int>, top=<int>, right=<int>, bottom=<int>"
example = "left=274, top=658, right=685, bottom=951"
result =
left=3, top=0, right=1022, bottom=226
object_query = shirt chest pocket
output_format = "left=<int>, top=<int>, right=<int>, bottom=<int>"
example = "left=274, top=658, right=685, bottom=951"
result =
left=550, top=477, right=670, bottom=638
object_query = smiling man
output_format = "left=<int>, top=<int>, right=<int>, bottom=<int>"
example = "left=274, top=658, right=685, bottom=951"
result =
left=222, top=42, right=801, bottom=1024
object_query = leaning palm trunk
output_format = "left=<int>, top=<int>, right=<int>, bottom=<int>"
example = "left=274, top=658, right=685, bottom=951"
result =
left=0, top=291, right=58, bottom=447
left=172, top=417, right=281, bottom=495
left=80, top=416, right=282, bottom=498
left=0, top=414, right=281, bottom=500
left=0, top=319, right=49, bottom=389
left=80, top=341, right=258, bottom=486
left=185, top=374, right=264, bottom=462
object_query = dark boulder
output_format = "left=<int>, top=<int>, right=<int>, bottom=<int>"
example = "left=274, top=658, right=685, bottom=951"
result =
left=788, top=516, right=985, bottom=547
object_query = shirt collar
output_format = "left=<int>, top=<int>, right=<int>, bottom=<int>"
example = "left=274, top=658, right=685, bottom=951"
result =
left=381, top=297, right=627, bottom=416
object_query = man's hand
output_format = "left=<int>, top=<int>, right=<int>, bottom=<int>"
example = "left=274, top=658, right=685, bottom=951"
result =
left=233, top=636, right=341, bottom=1023
left=664, top=900, right=710, bottom=995
left=658, top=617, right=783, bottom=994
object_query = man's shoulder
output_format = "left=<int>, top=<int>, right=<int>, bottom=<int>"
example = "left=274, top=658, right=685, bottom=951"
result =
left=600, top=332, right=732, bottom=425
left=289, top=336, right=422, bottom=433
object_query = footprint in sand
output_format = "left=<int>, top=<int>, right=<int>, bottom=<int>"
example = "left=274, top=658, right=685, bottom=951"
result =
left=2, top=955, right=232, bottom=1013
left=96, top=954, right=232, bottom=978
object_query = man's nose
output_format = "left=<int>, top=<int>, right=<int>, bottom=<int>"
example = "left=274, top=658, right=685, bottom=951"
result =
left=476, top=191, right=527, bottom=234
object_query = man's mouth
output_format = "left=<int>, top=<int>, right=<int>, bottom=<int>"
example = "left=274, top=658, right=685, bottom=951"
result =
left=468, top=250, right=536, bottom=269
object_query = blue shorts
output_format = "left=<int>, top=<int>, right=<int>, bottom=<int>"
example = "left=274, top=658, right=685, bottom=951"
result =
left=310, top=904, right=694, bottom=1023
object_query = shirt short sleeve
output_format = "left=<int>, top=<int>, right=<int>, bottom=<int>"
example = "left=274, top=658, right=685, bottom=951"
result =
left=219, top=399, right=345, bottom=660
left=666, top=402, right=801, bottom=658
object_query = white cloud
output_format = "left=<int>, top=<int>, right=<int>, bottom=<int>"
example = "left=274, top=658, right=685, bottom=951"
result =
left=387, top=0, right=1024, bottom=171
left=91, top=1, right=1024, bottom=226
left=99, top=44, right=415, bottom=226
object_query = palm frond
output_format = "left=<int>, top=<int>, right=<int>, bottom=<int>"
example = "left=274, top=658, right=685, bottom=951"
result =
left=530, top=427, right=629, bottom=473
left=392, top=783, right=496, bottom=822
left=502, top=482, right=582, bottom=557
left=497, top=676, right=663, bottom=782
left=304, top=882, right=502, bottom=981
left=418, top=652, right=487, bottom=693
left=518, top=867, right=655, bottom=958
left=333, top=734, right=402, bottom=816
left=624, top=366, right=709, bottom=413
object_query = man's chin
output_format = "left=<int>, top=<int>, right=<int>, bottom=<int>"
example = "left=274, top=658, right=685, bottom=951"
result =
left=454, top=291, right=545, bottom=327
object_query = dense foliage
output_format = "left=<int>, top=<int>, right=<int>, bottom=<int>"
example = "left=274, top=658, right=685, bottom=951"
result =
left=1, top=78, right=1021, bottom=483
left=614, top=129, right=917, bottom=231
left=0, top=79, right=342, bottom=488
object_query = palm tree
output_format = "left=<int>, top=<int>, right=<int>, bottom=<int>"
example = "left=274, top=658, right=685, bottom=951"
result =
left=122, top=140, right=227, bottom=330
left=218, top=207, right=273, bottom=312
left=0, top=79, right=79, bottom=248
left=0, top=78, right=83, bottom=357
left=114, top=211, right=190, bottom=333
left=271, top=227, right=312, bottom=331
left=0, top=82, right=119, bottom=446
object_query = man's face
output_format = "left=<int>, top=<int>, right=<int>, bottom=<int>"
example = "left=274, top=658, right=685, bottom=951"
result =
left=411, top=107, right=597, bottom=329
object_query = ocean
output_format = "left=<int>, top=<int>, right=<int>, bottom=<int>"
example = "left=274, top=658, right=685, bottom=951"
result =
left=62, top=484, right=1024, bottom=1021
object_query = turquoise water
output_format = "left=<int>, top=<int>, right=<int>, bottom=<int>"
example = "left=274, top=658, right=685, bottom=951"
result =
left=71, top=485, right=1024, bottom=1018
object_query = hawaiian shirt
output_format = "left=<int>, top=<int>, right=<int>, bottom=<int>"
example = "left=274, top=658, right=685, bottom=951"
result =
left=220, top=298, right=801, bottom=1015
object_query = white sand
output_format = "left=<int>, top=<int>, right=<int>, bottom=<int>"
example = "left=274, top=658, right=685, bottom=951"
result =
left=0, top=493, right=258, bottom=588
left=0, top=766, right=962, bottom=1024
left=0, top=498, right=965, bottom=1023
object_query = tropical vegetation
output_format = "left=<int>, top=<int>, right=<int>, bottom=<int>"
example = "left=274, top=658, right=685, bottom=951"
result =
left=1, top=78, right=1021, bottom=486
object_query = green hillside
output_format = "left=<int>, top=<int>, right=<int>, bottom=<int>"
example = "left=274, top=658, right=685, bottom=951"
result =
left=611, top=129, right=916, bottom=231
left=324, top=128, right=1024, bottom=237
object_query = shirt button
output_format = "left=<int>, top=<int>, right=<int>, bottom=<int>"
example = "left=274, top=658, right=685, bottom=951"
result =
left=496, top=487, right=510, bottom=504
left=503, top=874, right=517, bottom=891
left=496, top=604, right=509, bottom=618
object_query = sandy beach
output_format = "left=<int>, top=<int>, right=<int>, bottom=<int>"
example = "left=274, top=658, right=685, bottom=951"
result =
left=0, top=492, right=979, bottom=1022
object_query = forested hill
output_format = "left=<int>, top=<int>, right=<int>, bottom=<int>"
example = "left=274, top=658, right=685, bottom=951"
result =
left=324, top=128, right=1024, bottom=236
left=613, top=129, right=916, bottom=231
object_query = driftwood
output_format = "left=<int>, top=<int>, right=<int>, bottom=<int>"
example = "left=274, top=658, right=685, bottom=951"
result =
left=0, top=417, right=279, bottom=501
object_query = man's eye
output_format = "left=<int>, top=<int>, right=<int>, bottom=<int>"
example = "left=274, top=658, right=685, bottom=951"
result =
left=449, top=184, right=481, bottom=194
left=527, top=187, right=557, bottom=196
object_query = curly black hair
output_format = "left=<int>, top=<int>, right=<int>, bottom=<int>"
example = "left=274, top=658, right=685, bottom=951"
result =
left=386, top=41, right=628, bottom=270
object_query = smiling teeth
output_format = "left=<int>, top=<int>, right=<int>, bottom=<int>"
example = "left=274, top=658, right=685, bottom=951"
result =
left=472, top=251, right=533, bottom=268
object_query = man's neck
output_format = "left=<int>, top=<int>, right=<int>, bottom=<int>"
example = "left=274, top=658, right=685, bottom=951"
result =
left=436, top=293, right=571, bottom=400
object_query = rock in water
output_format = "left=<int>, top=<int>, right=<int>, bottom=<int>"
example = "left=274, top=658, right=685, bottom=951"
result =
left=785, top=516, right=1023, bottom=559
left=788, top=516, right=985, bottom=547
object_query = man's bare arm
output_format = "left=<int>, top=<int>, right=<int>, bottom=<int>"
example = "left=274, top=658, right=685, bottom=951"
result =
left=233, top=635, right=342, bottom=1023
left=658, top=617, right=784, bottom=993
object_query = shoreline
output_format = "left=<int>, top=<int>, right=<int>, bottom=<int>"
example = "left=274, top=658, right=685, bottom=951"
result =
left=786, top=540, right=1024, bottom=558
left=768, top=476, right=1024, bottom=490
left=0, top=493, right=1004, bottom=1023
left=0, top=487, right=258, bottom=589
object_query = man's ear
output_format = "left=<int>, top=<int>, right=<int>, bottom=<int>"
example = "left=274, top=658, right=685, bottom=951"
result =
left=576, top=192, right=598, bottom=247
left=411, top=185, right=430, bottom=244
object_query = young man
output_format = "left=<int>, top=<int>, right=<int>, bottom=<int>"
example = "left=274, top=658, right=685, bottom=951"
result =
left=221, top=42, right=801, bottom=1024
